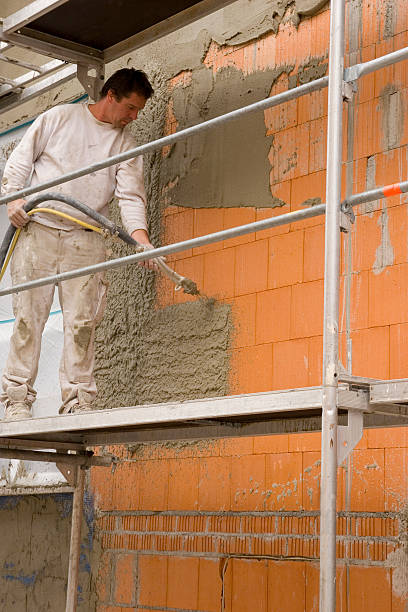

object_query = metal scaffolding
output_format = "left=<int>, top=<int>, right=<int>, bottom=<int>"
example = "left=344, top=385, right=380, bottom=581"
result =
left=1, top=1, right=408, bottom=610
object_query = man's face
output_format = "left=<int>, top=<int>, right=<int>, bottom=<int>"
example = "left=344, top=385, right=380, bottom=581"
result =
left=107, top=90, right=147, bottom=128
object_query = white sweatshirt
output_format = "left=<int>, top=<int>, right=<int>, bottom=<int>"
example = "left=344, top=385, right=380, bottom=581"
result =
left=0, top=103, right=147, bottom=234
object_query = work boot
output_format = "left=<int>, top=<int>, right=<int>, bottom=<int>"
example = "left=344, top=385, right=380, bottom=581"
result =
left=75, top=390, right=95, bottom=413
left=3, top=385, right=32, bottom=421
left=59, top=390, right=95, bottom=415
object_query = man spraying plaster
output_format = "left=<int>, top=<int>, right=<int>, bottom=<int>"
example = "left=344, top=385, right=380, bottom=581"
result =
left=0, top=68, right=156, bottom=420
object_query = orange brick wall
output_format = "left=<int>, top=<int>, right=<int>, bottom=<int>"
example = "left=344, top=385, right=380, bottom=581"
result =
left=91, top=0, right=408, bottom=610
left=91, top=429, right=408, bottom=611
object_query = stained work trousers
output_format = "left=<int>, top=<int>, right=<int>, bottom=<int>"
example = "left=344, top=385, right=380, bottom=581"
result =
left=1, top=222, right=107, bottom=411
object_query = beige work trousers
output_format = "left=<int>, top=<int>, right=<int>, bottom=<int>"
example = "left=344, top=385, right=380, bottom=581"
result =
left=1, top=221, right=107, bottom=411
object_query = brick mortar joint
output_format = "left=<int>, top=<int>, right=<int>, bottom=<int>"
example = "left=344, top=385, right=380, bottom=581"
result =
left=99, top=548, right=396, bottom=566
left=99, top=529, right=398, bottom=543
left=96, top=509, right=400, bottom=518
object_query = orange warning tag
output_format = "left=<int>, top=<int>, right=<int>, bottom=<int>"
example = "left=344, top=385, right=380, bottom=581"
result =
left=383, top=183, right=402, bottom=197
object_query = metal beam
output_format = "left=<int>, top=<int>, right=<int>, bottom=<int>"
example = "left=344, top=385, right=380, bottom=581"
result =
left=0, top=58, right=65, bottom=97
left=0, top=52, right=42, bottom=73
left=3, top=0, right=69, bottom=35
left=0, top=174, right=407, bottom=299
left=0, top=75, right=19, bottom=88
left=0, top=437, right=85, bottom=451
left=0, top=485, right=73, bottom=495
left=342, top=178, right=408, bottom=210
left=1, top=27, right=103, bottom=66
left=56, top=462, right=77, bottom=487
left=0, top=64, right=76, bottom=112
left=0, top=447, right=112, bottom=466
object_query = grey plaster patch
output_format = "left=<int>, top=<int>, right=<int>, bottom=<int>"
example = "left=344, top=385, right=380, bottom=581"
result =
left=380, top=85, right=405, bottom=151
left=301, top=197, right=322, bottom=207
left=295, top=0, right=329, bottom=16
left=298, top=56, right=328, bottom=84
left=383, top=0, right=396, bottom=39
left=135, top=300, right=231, bottom=404
left=373, top=203, right=395, bottom=274
left=346, top=0, right=363, bottom=56
left=96, top=297, right=231, bottom=408
left=0, top=494, right=96, bottom=612
left=362, top=154, right=379, bottom=216
left=161, top=65, right=293, bottom=209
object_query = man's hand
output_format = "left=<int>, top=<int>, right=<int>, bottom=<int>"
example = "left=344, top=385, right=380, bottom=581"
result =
left=131, top=228, right=161, bottom=271
left=7, top=199, right=29, bottom=228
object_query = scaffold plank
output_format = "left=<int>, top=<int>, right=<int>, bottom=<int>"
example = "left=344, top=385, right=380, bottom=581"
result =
left=0, top=386, right=368, bottom=447
left=370, top=379, right=408, bottom=405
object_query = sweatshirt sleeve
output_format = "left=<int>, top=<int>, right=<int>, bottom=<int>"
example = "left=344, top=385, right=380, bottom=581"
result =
left=1, top=111, right=50, bottom=197
left=115, top=153, right=148, bottom=234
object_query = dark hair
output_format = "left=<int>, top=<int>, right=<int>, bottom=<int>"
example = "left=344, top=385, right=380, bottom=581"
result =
left=100, top=68, right=154, bottom=101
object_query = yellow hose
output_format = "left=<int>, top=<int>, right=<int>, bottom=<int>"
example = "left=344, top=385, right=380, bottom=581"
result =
left=0, top=229, right=21, bottom=281
left=0, top=209, right=102, bottom=282
left=30, top=208, right=103, bottom=233
left=0, top=207, right=200, bottom=295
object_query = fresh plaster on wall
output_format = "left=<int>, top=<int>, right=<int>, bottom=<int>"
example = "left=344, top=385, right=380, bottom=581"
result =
left=94, top=0, right=331, bottom=408
left=94, top=64, right=232, bottom=408
left=162, top=65, right=291, bottom=208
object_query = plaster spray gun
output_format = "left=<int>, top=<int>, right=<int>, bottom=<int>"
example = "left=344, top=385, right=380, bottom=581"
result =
left=0, top=192, right=200, bottom=296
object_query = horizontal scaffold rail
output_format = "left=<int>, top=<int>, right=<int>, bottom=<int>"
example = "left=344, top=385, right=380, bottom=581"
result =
left=1, top=176, right=408, bottom=298
left=344, top=45, right=408, bottom=81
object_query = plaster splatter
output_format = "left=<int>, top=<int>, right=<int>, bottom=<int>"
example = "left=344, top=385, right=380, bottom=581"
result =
left=386, top=503, right=408, bottom=599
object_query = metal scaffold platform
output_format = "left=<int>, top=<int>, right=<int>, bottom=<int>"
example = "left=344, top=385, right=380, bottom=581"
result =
left=0, top=0, right=236, bottom=109
left=1, top=0, right=408, bottom=610
left=0, top=382, right=408, bottom=456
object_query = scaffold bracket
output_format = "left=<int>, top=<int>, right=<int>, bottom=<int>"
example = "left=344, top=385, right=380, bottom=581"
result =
left=77, top=63, right=104, bottom=102
left=337, top=408, right=363, bottom=466
left=342, top=80, right=355, bottom=102
left=56, top=462, right=78, bottom=487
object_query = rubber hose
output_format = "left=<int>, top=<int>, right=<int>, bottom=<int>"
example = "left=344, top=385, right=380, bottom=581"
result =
left=0, top=192, right=141, bottom=271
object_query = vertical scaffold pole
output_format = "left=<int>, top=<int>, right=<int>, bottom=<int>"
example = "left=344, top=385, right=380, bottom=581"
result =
left=66, top=466, right=85, bottom=612
left=320, top=0, right=346, bottom=610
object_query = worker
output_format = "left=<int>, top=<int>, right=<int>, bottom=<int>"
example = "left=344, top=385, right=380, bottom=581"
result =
left=0, top=68, right=155, bottom=420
